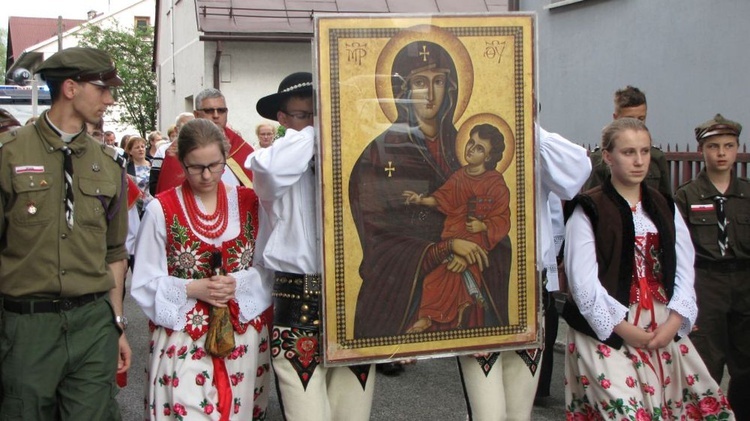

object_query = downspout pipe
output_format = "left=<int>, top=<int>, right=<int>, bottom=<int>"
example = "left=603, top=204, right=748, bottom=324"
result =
left=213, top=40, right=223, bottom=89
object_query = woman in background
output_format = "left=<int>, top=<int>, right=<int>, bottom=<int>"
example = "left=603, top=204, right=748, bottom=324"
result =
left=147, top=130, right=163, bottom=161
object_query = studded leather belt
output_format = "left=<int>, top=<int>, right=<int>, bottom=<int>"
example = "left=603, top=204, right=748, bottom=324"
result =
left=2, top=291, right=107, bottom=314
left=272, top=271, right=321, bottom=331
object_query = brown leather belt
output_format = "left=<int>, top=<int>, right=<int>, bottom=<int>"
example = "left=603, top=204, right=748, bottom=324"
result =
left=272, top=271, right=321, bottom=331
left=2, top=291, right=107, bottom=314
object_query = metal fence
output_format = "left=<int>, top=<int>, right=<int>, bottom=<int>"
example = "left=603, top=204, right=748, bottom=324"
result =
left=663, top=144, right=749, bottom=192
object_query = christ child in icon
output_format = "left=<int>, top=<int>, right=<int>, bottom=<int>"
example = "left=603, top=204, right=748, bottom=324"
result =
left=402, top=123, right=511, bottom=332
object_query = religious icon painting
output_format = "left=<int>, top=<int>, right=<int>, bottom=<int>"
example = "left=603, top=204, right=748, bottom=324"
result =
left=315, top=13, right=540, bottom=365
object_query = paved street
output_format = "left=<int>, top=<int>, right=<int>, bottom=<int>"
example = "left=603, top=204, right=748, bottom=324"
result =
left=117, top=278, right=567, bottom=421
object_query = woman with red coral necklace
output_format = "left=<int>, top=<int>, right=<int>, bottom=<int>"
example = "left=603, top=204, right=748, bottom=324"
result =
left=562, top=118, right=734, bottom=419
left=132, top=118, right=272, bottom=420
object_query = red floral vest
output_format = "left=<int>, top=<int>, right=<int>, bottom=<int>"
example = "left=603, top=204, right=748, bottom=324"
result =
left=151, top=186, right=267, bottom=339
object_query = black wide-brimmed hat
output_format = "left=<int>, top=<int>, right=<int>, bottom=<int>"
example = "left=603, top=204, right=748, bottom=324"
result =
left=256, top=72, right=313, bottom=121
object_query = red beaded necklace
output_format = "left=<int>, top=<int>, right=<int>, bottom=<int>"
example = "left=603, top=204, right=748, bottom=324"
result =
left=181, top=180, right=228, bottom=238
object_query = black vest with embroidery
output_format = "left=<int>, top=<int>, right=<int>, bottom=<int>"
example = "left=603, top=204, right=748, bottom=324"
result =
left=562, top=180, right=676, bottom=348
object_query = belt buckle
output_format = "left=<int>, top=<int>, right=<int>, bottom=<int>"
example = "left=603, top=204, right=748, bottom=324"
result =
left=58, top=298, right=75, bottom=311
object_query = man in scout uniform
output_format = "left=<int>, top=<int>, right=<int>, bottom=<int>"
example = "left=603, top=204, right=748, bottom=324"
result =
left=583, top=85, right=672, bottom=195
left=154, top=89, right=253, bottom=193
left=674, top=114, right=750, bottom=419
left=0, top=47, right=131, bottom=420
left=245, top=72, right=375, bottom=421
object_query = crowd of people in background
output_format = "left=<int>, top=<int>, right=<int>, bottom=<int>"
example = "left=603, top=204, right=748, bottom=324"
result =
left=0, top=45, right=746, bottom=421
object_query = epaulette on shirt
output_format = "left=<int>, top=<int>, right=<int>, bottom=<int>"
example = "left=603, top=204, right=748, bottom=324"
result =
left=0, top=128, right=20, bottom=148
left=101, top=144, right=127, bottom=168
left=676, top=178, right=695, bottom=192
left=737, top=177, right=750, bottom=190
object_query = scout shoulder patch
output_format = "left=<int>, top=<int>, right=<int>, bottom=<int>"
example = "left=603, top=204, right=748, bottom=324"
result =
left=0, top=129, right=20, bottom=148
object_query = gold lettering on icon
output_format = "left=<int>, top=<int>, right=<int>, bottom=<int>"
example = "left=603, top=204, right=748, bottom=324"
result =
left=483, top=40, right=507, bottom=64
left=345, top=42, right=367, bottom=66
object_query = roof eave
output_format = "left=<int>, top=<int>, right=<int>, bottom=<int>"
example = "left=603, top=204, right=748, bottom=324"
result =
left=199, top=32, right=312, bottom=42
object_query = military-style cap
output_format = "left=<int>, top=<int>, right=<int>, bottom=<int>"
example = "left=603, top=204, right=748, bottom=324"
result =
left=694, top=113, right=742, bottom=141
left=36, top=47, right=123, bottom=87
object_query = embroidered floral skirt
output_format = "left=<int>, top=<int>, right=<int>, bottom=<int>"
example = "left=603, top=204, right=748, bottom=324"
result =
left=145, top=314, right=271, bottom=420
left=564, top=302, right=734, bottom=420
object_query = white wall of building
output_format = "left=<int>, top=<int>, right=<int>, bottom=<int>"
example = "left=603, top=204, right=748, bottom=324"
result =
left=522, top=0, right=750, bottom=150
left=208, top=41, right=312, bottom=143
left=155, top=0, right=202, bottom=132
left=155, top=0, right=313, bottom=144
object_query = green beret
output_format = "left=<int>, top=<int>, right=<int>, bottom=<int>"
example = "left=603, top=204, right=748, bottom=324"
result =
left=694, top=113, right=742, bottom=142
left=36, top=47, right=123, bottom=87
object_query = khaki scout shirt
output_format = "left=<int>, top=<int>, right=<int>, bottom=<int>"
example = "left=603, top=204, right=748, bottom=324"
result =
left=674, top=169, right=750, bottom=262
left=0, top=111, right=128, bottom=298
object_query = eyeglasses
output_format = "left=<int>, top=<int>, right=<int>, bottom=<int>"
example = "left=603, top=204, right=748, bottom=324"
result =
left=184, top=161, right=226, bottom=175
left=198, top=107, right=228, bottom=115
left=282, top=110, right=314, bottom=120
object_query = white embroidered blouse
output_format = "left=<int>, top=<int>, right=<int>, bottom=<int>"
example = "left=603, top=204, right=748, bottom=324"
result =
left=564, top=201, right=697, bottom=341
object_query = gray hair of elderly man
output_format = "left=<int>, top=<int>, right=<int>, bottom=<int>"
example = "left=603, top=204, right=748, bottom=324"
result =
left=194, top=88, right=225, bottom=110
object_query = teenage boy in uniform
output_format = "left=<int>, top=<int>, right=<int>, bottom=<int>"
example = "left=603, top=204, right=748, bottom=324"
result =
left=0, top=47, right=131, bottom=420
left=674, top=114, right=749, bottom=419
left=245, top=72, right=375, bottom=421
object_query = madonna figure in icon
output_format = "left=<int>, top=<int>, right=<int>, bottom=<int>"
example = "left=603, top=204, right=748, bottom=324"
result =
left=349, top=36, right=512, bottom=339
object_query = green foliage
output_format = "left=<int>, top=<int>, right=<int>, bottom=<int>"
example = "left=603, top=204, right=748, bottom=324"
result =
left=77, top=23, right=156, bottom=137
left=0, top=28, right=7, bottom=73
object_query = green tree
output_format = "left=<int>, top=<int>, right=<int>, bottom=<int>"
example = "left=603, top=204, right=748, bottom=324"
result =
left=77, top=23, right=156, bottom=138
left=1, top=28, right=7, bottom=74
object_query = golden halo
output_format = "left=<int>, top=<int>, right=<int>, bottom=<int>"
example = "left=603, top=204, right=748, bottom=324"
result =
left=375, top=24, right=473, bottom=124
left=456, top=114, right=515, bottom=174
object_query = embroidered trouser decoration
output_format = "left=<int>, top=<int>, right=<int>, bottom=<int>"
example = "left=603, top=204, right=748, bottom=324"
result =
left=271, top=327, right=371, bottom=390
left=272, top=327, right=320, bottom=390
left=347, top=364, right=371, bottom=390
left=515, top=349, right=542, bottom=376
left=474, top=352, right=500, bottom=377
left=474, top=349, right=541, bottom=377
